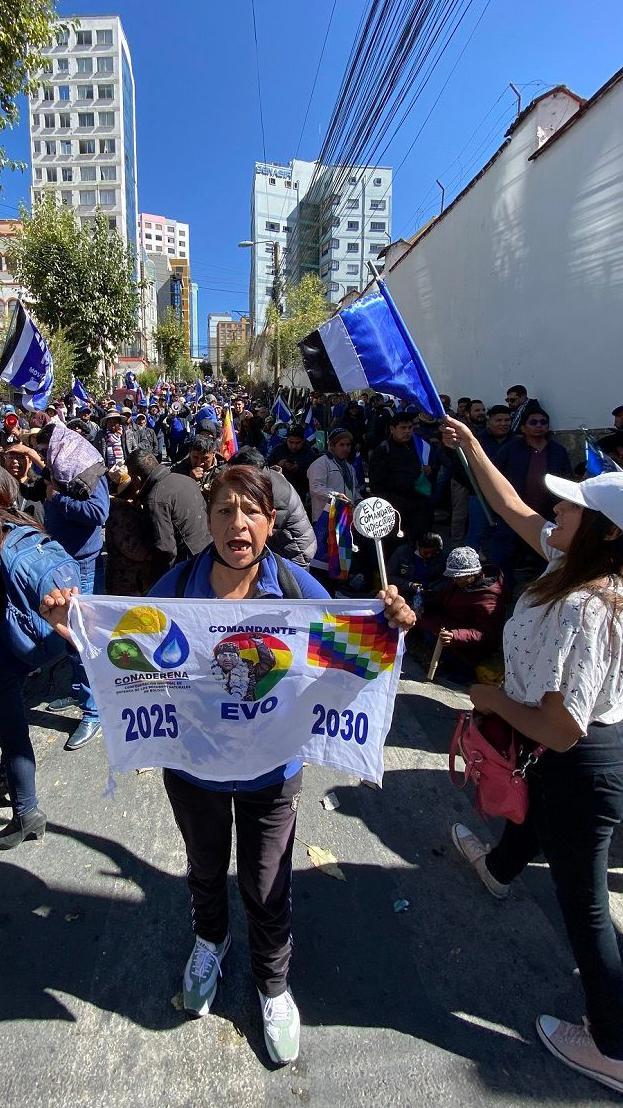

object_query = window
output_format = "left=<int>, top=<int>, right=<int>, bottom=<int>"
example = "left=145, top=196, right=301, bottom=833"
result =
left=33, top=141, right=41, bottom=154
left=45, top=140, right=56, bottom=155
left=77, top=85, right=94, bottom=100
left=100, top=165, right=116, bottom=180
left=348, top=176, right=357, bottom=185
left=79, top=190, right=96, bottom=205
left=35, top=168, right=43, bottom=181
left=369, top=242, right=383, bottom=253
left=329, top=282, right=339, bottom=292
left=346, top=263, right=358, bottom=275
left=282, top=224, right=288, bottom=232
left=76, top=30, right=92, bottom=45
left=347, top=285, right=358, bottom=293
left=79, top=139, right=96, bottom=155
left=373, top=177, right=382, bottom=186
left=97, top=29, right=113, bottom=45
left=98, top=110, right=114, bottom=126
left=61, top=190, right=72, bottom=206
left=46, top=167, right=58, bottom=182
left=347, top=220, right=359, bottom=231
left=99, top=188, right=116, bottom=206
left=179, top=251, right=187, bottom=259
left=370, top=199, right=386, bottom=210
left=285, top=180, right=291, bottom=188
left=264, top=243, right=274, bottom=254
left=42, top=85, right=54, bottom=101
left=330, top=238, right=339, bottom=249
left=321, top=242, right=329, bottom=258
left=78, top=112, right=95, bottom=127
left=320, top=263, right=329, bottom=278
left=42, top=61, right=53, bottom=75
left=346, top=199, right=359, bottom=210
left=331, top=260, right=339, bottom=271
left=62, top=166, right=73, bottom=181
left=43, top=112, right=55, bottom=128
left=32, top=113, right=40, bottom=127
left=56, top=29, right=69, bottom=46
left=57, top=59, right=69, bottom=73
left=60, top=140, right=72, bottom=156
left=58, top=85, right=70, bottom=101
left=370, top=221, right=386, bottom=232
left=77, top=57, right=93, bottom=75
left=59, top=113, right=70, bottom=129
left=155, top=234, right=162, bottom=241
left=97, top=57, right=113, bottom=74
left=33, top=191, right=42, bottom=204
left=265, top=221, right=279, bottom=233
left=144, top=221, right=152, bottom=229
left=269, top=177, right=276, bottom=185
left=347, top=242, right=359, bottom=253
left=332, top=218, right=340, bottom=228
left=99, top=138, right=115, bottom=154
left=108, top=217, right=117, bottom=230
left=80, top=166, right=96, bottom=180
left=97, top=85, right=114, bottom=100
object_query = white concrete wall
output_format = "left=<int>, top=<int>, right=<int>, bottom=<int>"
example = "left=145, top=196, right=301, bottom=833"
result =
left=386, top=85, right=623, bottom=429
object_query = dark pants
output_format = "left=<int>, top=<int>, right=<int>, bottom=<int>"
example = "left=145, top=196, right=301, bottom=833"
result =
left=486, top=722, right=623, bottom=1059
left=163, top=769, right=302, bottom=997
left=0, top=649, right=36, bottom=817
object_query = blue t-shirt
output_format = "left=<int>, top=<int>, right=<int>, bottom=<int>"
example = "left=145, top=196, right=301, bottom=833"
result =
left=149, top=548, right=329, bottom=792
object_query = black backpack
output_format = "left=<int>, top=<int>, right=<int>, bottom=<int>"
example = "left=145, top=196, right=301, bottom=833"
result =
left=175, top=550, right=303, bottom=599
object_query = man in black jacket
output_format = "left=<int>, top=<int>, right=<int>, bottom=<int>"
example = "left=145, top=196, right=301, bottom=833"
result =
left=126, top=449, right=210, bottom=586
left=228, top=446, right=317, bottom=567
left=266, top=425, right=316, bottom=500
left=368, top=412, right=433, bottom=543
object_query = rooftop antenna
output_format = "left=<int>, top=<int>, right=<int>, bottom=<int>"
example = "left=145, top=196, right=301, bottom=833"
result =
left=509, top=82, right=522, bottom=116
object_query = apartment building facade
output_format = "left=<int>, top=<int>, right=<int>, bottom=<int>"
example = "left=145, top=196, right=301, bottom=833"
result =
left=138, top=213, right=189, bottom=261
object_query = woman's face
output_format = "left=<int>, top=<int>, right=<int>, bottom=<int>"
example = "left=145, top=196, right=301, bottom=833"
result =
left=210, top=487, right=275, bottom=569
left=549, top=500, right=584, bottom=551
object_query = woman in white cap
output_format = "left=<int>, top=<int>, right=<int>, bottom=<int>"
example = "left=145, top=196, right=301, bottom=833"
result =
left=442, top=415, right=623, bottom=1094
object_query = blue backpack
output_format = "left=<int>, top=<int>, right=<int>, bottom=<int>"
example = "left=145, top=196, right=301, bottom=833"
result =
left=0, top=523, right=80, bottom=667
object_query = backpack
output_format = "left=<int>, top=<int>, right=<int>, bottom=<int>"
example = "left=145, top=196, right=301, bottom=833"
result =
left=175, top=550, right=303, bottom=599
left=170, top=416, right=187, bottom=441
left=0, top=523, right=80, bottom=667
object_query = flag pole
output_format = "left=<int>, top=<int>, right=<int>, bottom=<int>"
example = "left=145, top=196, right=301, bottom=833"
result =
left=367, top=262, right=495, bottom=526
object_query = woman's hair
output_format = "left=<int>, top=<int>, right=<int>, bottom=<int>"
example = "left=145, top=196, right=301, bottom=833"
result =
left=520, top=404, right=549, bottom=428
left=526, top=508, right=623, bottom=616
left=208, top=465, right=274, bottom=520
left=0, top=468, right=44, bottom=548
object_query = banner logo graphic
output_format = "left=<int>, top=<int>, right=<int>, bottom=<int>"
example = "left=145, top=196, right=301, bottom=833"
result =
left=107, top=605, right=190, bottom=672
left=307, top=612, right=398, bottom=680
left=209, top=632, right=293, bottom=701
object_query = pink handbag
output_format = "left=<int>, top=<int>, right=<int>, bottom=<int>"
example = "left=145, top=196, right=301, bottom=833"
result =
left=449, top=711, right=544, bottom=825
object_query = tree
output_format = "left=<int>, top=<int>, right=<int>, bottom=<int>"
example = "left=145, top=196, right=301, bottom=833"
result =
left=0, top=2, right=64, bottom=176
left=40, top=324, right=76, bottom=396
left=8, top=197, right=139, bottom=379
left=154, top=307, right=187, bottom=374
left=265, top=274, right=331, bottom=388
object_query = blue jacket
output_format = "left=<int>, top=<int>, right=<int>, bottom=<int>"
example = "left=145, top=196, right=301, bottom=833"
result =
left=44, top=475, right=109, bottom=561
left=150, top=548, right=329, bottom=792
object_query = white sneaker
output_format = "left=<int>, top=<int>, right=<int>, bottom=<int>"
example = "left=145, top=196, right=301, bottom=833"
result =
left=258, top=987, right=300, bottom=1064
left=451, top=822, right=510, bottom=899
left=537, top=1015, right=623, bottom=1093
left=183, top=933, right=230, bottom=1016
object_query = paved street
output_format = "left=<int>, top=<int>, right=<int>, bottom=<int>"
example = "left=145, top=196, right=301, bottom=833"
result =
left=1, top=656, right=621, bottom=1107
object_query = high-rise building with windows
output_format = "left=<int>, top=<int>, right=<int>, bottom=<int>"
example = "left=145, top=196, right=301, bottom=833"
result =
left=138, top=213, right=190, bottom=261
left=29, top=16, right=138, bottom=261
left=249, top=159, right=392, bottom=333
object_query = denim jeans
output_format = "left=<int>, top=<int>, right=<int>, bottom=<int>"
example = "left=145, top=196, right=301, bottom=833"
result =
left=487, top=722, right=623, bottom=1058
left=68, top=554, right=100, bottom=723
left=0, top=648, right=36, bottom=816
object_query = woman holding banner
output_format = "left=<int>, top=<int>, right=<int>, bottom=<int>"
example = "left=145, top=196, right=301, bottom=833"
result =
left=41, top=464, right=414, bottom=1066
left=442, top=416, right=623, bottom=1094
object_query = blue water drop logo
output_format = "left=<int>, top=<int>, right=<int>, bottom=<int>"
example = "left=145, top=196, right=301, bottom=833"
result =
left=153, top=621, right=190, bottom=669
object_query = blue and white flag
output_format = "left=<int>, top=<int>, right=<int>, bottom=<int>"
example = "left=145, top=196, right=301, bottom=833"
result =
left=195, top=379, right=204, bottom=403
left=585, top=436, right=622, bottom=477
left=136, top=384, right=145, bottom=405
left=72, top=377, right=89, bottom=403
left=299, top=280, right=445, bottom=415
left=413, top=434, right=431, bottom=465
left=272, top=394, right=292, bottom=425
left=304, top=403, right=316, bottom=444
left=0, top=302, right=54, bottom=411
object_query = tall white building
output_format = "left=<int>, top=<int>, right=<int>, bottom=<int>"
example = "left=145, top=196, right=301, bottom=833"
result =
left=138, top=213, right=190, bottom=261
left=29, top=16, right=138, bottom=260
left=249, top=158, right=393, bottom=332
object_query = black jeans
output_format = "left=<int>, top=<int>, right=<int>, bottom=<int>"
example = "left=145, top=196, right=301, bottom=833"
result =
left=486, top=722, right=623, bottom=1059
left=163, top=769, right=302, bottom=997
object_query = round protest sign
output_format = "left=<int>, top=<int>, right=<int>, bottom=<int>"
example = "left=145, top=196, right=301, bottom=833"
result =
left=353, top=497, right=397, bottom=540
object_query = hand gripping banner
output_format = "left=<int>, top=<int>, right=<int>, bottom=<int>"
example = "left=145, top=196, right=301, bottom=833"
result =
left=69, top=597, right=404, bottom=785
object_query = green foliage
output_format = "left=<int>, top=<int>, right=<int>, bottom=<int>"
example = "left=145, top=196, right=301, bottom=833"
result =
left=266, top=274, right=331, bottom=386
left=154, top=307, right=186, bottom=372
left=8, top=197, right=139, bottom=375
left=138, top=365, right=163, bottom=391
left=0, top=2, right=65, bottom=175
left=39, top=323, right=76, bottom=396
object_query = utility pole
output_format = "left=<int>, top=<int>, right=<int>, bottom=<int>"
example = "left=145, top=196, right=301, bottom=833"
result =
left=272, top=241, right=280, bottom=394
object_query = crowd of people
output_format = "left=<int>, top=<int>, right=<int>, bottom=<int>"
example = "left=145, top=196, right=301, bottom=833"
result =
left=1, top=374, right=623, bottom=1090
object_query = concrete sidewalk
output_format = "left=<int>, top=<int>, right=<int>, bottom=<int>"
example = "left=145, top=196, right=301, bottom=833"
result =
left=0, top=657, right=620, bottom=1107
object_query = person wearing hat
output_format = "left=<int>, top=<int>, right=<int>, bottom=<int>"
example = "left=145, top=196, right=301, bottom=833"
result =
left=306, top=427, right=363, bottom=524
left=413, top=545, right=505, bottom=679
left=442, top=415, right=623, bottom=1093
left=99, top=409, right=137, bottom=474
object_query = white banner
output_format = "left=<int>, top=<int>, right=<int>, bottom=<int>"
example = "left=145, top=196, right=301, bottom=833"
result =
left=69, top=596, right=404, bottom=786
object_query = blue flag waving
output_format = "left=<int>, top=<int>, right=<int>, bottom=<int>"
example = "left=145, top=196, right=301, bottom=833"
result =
left=298, top=280, right=445, bottom=416
left=0, top=302, right=54, bottom=411
left=271, top=395, right=292, bottom=425
left=585, top=435, right=622, bottom=477
left=72, top=377, right=89, bottom=403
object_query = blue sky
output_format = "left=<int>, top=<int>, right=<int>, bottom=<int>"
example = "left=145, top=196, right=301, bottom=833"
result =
left=2, top=0, right=622, bottom=356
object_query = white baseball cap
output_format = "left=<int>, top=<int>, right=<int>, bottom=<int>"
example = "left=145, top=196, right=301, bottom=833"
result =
left=545, top=471, right=623, bottom=530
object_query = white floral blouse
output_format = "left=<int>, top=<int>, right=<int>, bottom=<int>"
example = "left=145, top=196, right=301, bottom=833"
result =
left=503, top=525, right=623, bottom=734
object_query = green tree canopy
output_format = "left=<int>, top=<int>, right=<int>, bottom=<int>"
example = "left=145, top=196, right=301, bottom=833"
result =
left=0, top=1, right=63, bottom=175
left=266, top=274, right=331, bottom=388
left=154, top=307, right=186, bottom=373
left=8, top=196, right=139, bottom=380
